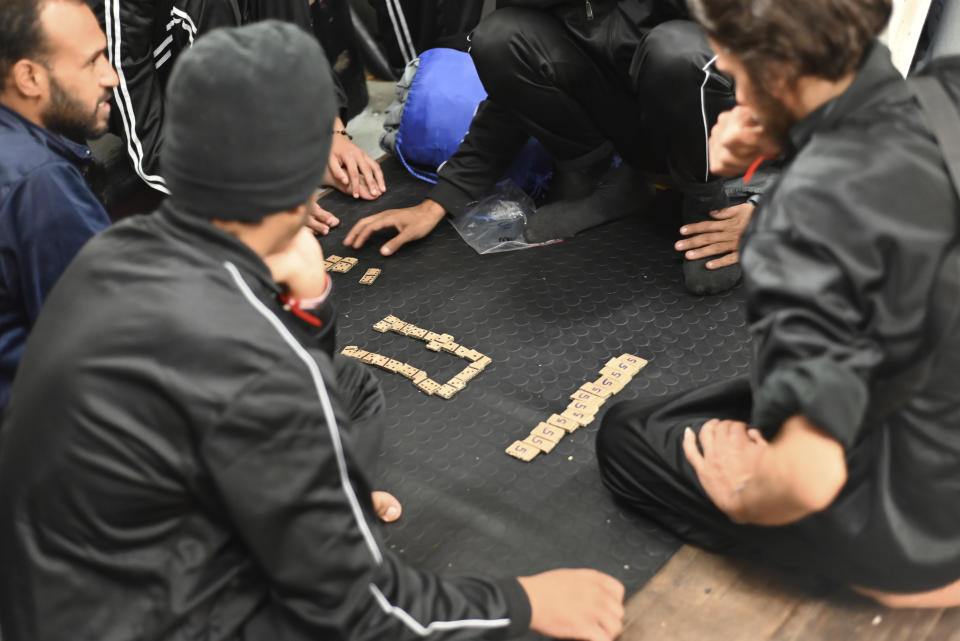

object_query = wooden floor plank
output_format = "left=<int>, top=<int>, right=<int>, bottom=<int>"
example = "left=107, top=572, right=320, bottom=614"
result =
left=620, top=545, right=954, bottom=641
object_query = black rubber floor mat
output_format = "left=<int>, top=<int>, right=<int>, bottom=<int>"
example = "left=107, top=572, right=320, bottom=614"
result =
left=319, top=158, right=751, bottom=631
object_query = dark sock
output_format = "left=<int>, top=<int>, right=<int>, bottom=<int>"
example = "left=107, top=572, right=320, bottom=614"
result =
left=541, top=147, right=615, bottom=204
left=524, top=164, right=653, bottom=243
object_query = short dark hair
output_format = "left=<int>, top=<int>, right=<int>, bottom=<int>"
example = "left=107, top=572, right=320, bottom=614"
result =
left=0, top=0, right=84, bottom=85
left=0, top=0, right=46, bottom=83
left=687, top=0, right=892, bottom=88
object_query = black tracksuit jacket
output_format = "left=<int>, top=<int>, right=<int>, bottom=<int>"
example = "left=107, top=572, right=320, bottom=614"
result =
left=0, top=205, right=530, bottom=640
left=86, top=0, right=347, bottom=196
left=740, top=48, right=960, bottom=591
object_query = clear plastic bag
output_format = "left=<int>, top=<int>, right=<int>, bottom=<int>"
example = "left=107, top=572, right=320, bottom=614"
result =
left=449, top=179, right=560, bottom=254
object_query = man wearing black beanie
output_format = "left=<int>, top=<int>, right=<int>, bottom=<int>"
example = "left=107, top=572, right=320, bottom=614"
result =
left=0, top=21, right=625, bottom=641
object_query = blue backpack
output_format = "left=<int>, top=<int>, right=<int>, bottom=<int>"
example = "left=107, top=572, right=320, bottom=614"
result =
left=384, top=48, right=554, bottom=199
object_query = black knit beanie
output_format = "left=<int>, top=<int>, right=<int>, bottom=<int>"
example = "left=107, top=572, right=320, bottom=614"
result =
left=162, top=21, right=336, bottom=222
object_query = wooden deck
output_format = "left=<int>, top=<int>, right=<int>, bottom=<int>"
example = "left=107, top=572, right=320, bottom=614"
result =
left=621, top=546, right=960, bottom=641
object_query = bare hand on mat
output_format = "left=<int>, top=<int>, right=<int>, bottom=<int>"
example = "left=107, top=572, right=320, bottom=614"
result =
left=307, top=201, right=340, bottom=235
left=324, top=118, right=387, bottom=200
left=344, top=199, right=446, bottom=256
left=675, top=202, right=754, bottom=269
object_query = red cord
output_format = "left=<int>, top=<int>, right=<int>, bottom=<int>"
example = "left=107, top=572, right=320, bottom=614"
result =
left=743, top=154, right=777, bottom=184
left=278, top=294, right=323, bottom=327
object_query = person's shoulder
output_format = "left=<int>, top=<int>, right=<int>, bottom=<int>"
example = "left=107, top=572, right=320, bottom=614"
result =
left=771, top=97, right=952, bottom=234
left=0, top=127, right=79, bottom=194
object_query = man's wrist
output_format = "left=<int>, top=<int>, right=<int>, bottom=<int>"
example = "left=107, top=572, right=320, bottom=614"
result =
left=296, top=274, right=332, bottom=309
left=421, top=199, right=447, bottom=221
left=285, top=272, right=331, bottom=306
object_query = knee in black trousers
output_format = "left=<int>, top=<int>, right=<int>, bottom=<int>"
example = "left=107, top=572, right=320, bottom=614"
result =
left=596, top=379, right=761, bottom=554
left=467, top=7, right=631, bottom=165
left=630, top=20, right=735, bottom=182
left=469, top=9, right=556, bottom=98
left=331, top=355, right=387, bottom=471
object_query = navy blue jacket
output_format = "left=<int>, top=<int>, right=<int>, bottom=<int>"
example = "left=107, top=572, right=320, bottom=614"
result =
left=0, top=103, right=110, bottom=412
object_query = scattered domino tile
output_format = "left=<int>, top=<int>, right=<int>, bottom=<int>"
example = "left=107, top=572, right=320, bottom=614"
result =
left=359, top=268, right=381, bottom=286
left=340, top=257, right=358, bottom=267
left=506, top=440, right=540, bottom=462
left=507, top=353, right=648, bottom=462
left=325, top=254, right=343, bottom=264
left=328, top=261, right=353, bottom=273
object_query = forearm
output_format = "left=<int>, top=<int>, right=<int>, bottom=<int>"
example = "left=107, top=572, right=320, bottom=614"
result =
left=361, top=553, right=529, bottom=641
left=730, top=415, right=847, bottom=526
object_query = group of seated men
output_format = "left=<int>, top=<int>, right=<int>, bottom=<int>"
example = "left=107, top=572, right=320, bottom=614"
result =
left=1, top=0, right=959, bottom=639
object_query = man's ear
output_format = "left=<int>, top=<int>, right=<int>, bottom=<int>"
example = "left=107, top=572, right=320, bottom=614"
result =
left=8, top=59, right=47, bottom=99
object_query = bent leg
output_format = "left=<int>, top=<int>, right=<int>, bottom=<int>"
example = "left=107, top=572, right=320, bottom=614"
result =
left=631, top=20, right=735, bottom=184
left=597, top=376, right=757, bottom=554
left=470, top=7, right=642, bottom=170
left=330, top=355, right=387, bottom=472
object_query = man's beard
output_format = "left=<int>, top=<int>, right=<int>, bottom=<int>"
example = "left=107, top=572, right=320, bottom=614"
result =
left=41, top=74, right=110, bottom=143
left=752, top=86, right=797, bottom=149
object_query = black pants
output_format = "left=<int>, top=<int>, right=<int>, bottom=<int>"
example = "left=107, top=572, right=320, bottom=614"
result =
left=431, top=8, right=735, bottom=211
left=596, top=376, right=832, bottom=580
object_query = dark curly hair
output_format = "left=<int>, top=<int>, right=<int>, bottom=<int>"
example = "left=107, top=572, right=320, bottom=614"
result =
left=687, top=0, right=892, bottom=90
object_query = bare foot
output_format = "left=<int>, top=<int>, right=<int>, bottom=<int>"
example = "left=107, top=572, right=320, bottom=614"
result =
left=372, top=491, right=402, bottom=523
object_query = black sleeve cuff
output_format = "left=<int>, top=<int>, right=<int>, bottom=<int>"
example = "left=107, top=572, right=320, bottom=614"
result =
left=427, top=179, right=478, bottom=217
left=751, top=356, right=868, bottom=448
left=494, top=577, right=531, bottom=639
